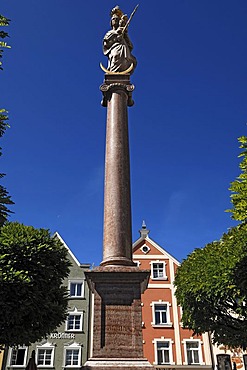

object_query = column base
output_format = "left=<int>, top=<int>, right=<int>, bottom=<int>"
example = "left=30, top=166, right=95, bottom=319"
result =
left=100, top=256, right=136, bottom=267
left=84, top=358, right=153, bottom=370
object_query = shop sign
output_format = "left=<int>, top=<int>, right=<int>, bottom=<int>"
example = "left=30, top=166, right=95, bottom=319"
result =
left=50, top=332, right=75, bottom=339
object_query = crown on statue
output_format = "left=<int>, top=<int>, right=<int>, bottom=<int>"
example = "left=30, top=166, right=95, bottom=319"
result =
left=110, top=5, right=123, bottom=18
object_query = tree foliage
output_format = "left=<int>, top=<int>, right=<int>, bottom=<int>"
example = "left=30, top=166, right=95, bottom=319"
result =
left=0, top=14, right=13, bottom=225
left=0, top=222, right=71, bottom=347
left=0, top=14, right=11, bottom=70
left=0, top=109, right=14, bottom=226
left=174, top=223, right=247, bottom=347
left=174, top=137, right=247, bottom=348
left=227, top=136, right=247, bottom=222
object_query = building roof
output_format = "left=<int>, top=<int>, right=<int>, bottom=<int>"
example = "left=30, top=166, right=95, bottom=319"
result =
left=54, top=232, right=91, bottom=269
left=133, top=222, right=180, bottom=266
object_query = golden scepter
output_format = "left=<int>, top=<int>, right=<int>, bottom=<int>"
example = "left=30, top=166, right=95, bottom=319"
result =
left=121, top=4, right=139, bottom=34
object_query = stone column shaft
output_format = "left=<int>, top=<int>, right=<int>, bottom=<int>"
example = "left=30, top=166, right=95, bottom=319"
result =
left=100, top=76, right=135, bottom=267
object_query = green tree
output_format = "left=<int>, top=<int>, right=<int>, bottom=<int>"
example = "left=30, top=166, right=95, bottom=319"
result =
left=174, top=224, right=247, bottom=347
left=0, top=222, right=71, bottom=347
left=0, top=109, right=14, bottom=226
left=174, top=137, right=247, bottom=348
left=0, top=14, right=11, bottom=70
left=227, top=136, right=247, bottom=222
left=0, top=14, right=13, bottom=226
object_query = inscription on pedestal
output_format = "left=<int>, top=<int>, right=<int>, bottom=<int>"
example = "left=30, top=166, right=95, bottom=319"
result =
left=100, top=284, right=138, bottom=350
left=90, top=277, right=144, bottom=358
left=105, top=305, right=132, bottom=347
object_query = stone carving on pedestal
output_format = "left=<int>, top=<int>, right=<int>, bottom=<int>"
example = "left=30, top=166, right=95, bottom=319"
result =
left=85, top=6, right=153, bottom=370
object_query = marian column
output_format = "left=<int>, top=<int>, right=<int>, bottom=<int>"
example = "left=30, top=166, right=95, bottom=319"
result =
left=85, top=6, right=152, bottom=370
left=100, top=5, right=136, bottom=267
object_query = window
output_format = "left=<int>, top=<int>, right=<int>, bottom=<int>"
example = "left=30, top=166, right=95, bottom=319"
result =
left=151, top=262, right=167, bottom=280
left=153, top=339, right=174, bottom=365
left=37, top=348, right=54, bottom=367
left=183, top=340, right=204, bottom=365
left=217, top=354, right=232, bottom=370
left=67, top=314, right=82, bottom=331
left=66, top=308, right=83, bottom=331
left=186, top=341, right=200, bottom=364
left=152, top=302, right=171, bottom=326
left=140, top=245, right=150, bottom=254
left=157, top=341, right=170, bottom=364
left=10, top=347, right=27, bottom=366
left=65, top=349, right=79, bottom=366
left=69, top=280, right=84, bottom=298
left=155, top=304, right=168, bottom=324
left=64, top=344, right=81, bottom=367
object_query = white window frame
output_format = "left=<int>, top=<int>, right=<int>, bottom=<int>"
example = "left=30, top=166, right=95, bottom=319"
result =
left=182, top=339, right=204, bottom=365
left=8, top=346, right=28, bottom=367
left=36, top=342, right=55, bottom=367
left=153, top=338, right=174, bottom=365
left=151, top=301, right=172, bottom=327
left=66, top=307, right=84, bottom=332
left=68, top=279, right=85, bottom=298
left=64, top=343, right=81, bottom=367
left=150, top=261, right=167, bottom=280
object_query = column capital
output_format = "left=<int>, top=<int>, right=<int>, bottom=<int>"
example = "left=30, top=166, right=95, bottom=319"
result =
left=100, top=74, right=135, bottom=107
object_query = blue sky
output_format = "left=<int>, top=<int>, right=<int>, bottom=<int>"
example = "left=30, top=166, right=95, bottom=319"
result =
left=1, top=0, right=247, bottom=266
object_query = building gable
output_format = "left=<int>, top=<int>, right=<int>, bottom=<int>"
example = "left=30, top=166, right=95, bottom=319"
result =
left=133, top=236, right=180, bottom=267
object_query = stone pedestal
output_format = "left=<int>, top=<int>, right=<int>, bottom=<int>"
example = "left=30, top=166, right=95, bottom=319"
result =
left=85, top=267, right=152, bottom=370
